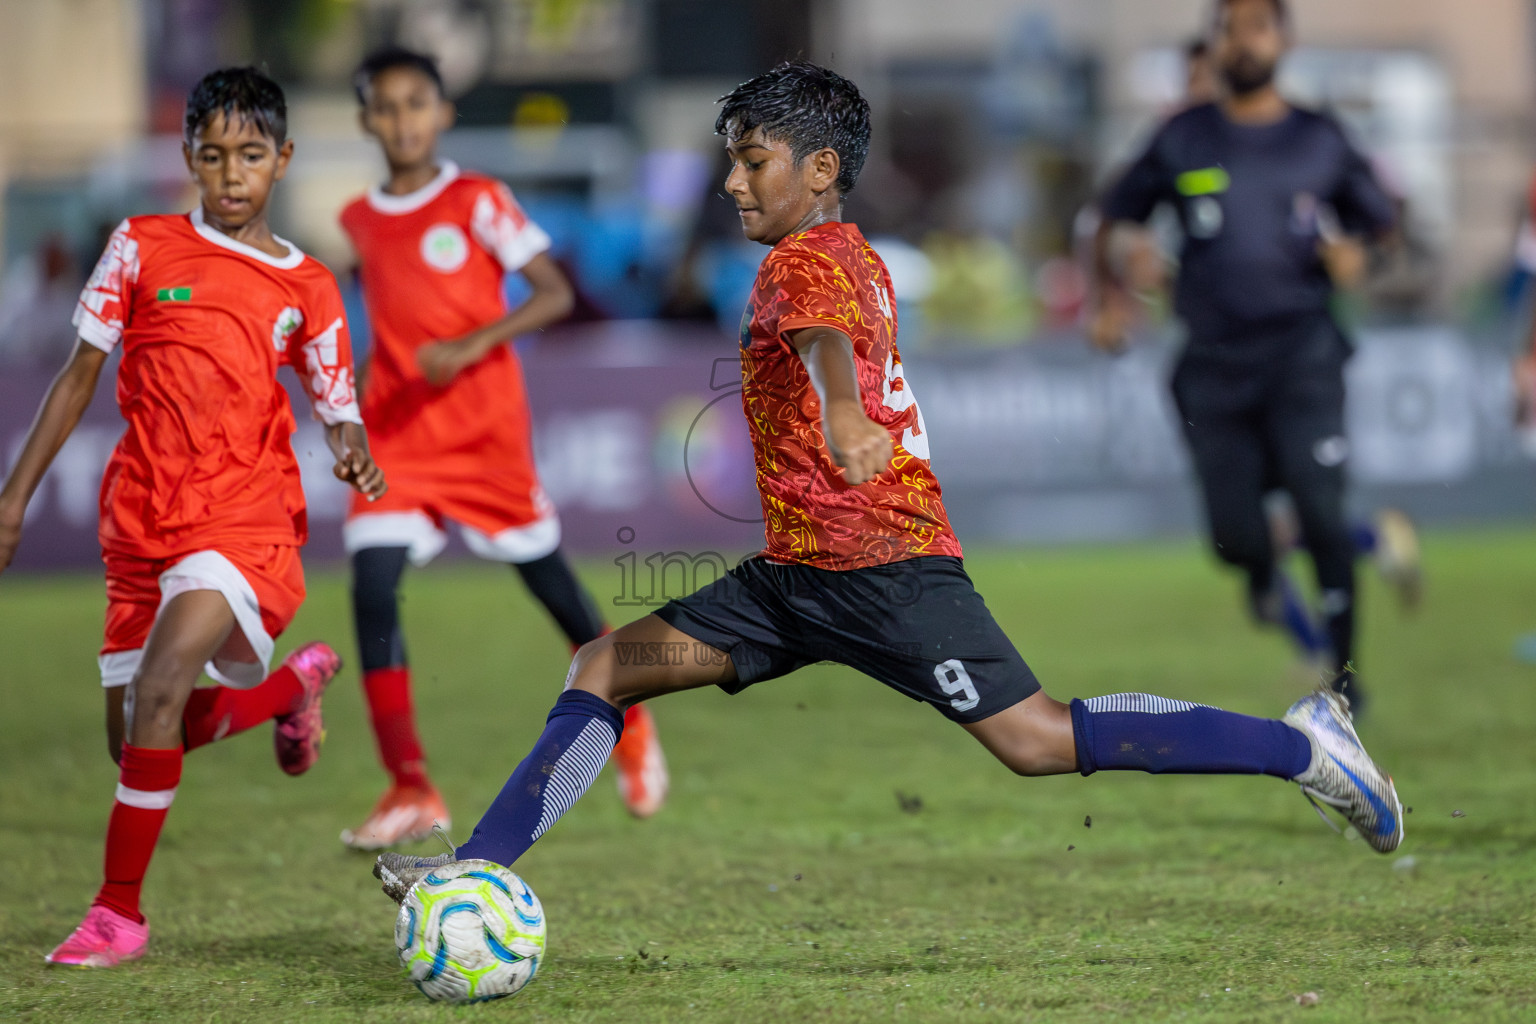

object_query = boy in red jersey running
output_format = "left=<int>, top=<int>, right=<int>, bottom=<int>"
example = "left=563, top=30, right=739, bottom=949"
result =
left=375, top=62, right=1404, bottom=900
left=337, top=48, right=665, bottom=849
left=0, top=68, right=386, bottom=967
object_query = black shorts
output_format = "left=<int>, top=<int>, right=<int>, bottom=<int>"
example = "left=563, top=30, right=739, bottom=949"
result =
left=654, top=555, right=1039, bottom=724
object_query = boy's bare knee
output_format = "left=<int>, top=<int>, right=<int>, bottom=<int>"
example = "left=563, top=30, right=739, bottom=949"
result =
left=565, top=637, right=618, bottom=701
left=1001, top=746, right=1058, bottom=777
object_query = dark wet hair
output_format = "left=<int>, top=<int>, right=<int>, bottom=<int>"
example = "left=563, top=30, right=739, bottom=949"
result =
left=353, top=46, right=445, bottom=104
left=714, top=60, right=871, bottom=196
left=184, top=66, right=287, bottom=145
left=1214, top=0, right=1290, bottom=25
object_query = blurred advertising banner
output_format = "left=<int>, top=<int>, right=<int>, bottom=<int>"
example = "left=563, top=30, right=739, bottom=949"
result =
left=4, top=323, right=1533, bottom=572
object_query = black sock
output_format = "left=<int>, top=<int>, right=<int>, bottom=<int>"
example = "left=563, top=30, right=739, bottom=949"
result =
left=513, top=548, right=606, bottom=646
left=352, top=546, right=410, bottom=671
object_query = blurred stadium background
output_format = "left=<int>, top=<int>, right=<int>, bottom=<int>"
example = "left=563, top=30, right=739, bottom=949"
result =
left=3, top=0, right=1536, bottom=570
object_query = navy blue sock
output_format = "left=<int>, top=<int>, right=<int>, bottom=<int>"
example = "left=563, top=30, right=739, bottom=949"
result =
left=1070, top=694, right=1313, bottom=779
left=455, top=689, right=625, bottom=865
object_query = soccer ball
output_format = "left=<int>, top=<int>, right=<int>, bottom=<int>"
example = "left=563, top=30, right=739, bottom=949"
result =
left=394, top=859, right=546, bottom=1003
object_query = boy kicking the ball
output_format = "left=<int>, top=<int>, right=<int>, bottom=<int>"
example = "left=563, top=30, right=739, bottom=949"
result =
left=0, top=67, right=386, bottom=967
left=338, top=47, right=667, bottom=849
left=376, top=61, right=1401, bottom=901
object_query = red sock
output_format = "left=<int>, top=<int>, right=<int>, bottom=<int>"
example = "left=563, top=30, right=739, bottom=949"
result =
left=93, top=744, right=183, bottom=924
left=181, top=667, right=304, bottom=751
left=363, top=666, right=429, bottom=788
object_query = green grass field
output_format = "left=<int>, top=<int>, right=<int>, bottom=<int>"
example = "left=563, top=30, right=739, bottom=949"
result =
left=2, top=532, right=1535, bottom=1023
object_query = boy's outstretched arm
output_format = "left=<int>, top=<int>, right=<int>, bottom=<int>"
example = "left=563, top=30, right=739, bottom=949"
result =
left=0, top=339, right=109, bottom=574
left=326, top=421, right=387, bottom=501
left=417, top=252, right=575, bottom=386
left=789, top=325, right=893, bottom=485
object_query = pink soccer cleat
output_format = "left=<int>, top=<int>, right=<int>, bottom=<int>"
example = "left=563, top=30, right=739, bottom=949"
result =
left=274, top=641, right=342, bottom=776
left=45, top=905, right=149, bottom=968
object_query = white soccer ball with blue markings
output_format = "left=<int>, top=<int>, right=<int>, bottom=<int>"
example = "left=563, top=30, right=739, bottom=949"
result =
left=394, top=859, right=546, bottom=1003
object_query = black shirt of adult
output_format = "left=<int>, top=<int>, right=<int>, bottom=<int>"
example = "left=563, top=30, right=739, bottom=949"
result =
left=1100, top=102, right=1396, bottom=352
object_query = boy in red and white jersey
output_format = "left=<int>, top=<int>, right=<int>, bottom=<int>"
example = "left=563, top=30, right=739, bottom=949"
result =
left=337, top=48, right=665, bottom=849
left=0, top=67, right=386, bottom=967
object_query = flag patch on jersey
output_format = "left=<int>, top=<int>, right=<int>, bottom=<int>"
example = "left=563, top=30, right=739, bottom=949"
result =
left=1175, top=167, right=1230, bottom=197
left=156, top=287, right=193, bottom=302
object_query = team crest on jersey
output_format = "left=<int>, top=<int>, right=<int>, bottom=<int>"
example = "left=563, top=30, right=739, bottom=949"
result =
left=272, top=306, right=304, bottom=352
left=421, top=223, right=470, bottom=272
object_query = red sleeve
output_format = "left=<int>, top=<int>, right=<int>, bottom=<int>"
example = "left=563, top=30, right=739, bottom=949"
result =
left=287, top=269, right=362, bottom=425
left=73, top=218, right=138, bottom=352
left=754, top=248, right=860, bottom=346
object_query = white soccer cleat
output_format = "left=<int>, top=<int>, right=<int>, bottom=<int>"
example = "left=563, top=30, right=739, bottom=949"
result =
left=1284, top=686, right=1404, bottom=853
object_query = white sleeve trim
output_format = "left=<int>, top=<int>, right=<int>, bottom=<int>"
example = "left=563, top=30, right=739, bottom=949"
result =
left=74, top=309, right=120, bottom=352
left=315, top=399, right=364, bottom=426
left=493, top=221, right=552, bottom=273
left=470, top=189, right=552, bottom=273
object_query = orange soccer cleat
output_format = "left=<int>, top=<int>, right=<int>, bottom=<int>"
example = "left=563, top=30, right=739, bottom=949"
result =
left=341, top=783, right=451, bottom=850
left=612, top=703, right=668, bottom=819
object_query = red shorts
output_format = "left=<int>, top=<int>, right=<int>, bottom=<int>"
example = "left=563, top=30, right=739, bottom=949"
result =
left=343, top=468, right=559, bottom=566
left=99, top=544, right=305, bottom=688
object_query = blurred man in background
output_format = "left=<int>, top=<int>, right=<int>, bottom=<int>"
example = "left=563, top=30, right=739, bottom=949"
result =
left=1088, top=0, right=1401, bottom=716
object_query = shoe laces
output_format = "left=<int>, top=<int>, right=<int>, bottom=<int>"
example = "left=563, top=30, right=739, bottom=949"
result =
left=430, top=822, right=458, bottom=857
left=1300, top=786, right=1346, bottom=835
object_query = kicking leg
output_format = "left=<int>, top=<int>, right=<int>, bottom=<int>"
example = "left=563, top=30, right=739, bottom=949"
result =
left=50, top=590, right=233, bottom=967
left=967, top=689, right=1310, bottom=779
left=965, top=685, right=1400, bottom=850
left=376, top=613, right=731, bottom=896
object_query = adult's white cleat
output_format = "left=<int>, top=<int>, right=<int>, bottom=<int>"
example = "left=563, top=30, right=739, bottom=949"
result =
left=1284, top=686, right=1404, bottom=853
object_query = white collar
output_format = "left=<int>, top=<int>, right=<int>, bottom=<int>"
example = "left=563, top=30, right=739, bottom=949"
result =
left=365, top=160, right=460, bottom=215
left=189, top=206, right=306, bottom=269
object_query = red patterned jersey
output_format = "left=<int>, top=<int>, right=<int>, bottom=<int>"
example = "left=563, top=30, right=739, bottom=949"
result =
left=339, top=161, right=552, bottom=483
left=740, top=221, right=961, bottom=569
left=73, top=210, right=361, bottom=559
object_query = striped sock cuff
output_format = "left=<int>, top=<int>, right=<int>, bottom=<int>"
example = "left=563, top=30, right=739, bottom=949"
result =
left=1079, top=693, right=1211, bottom=715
